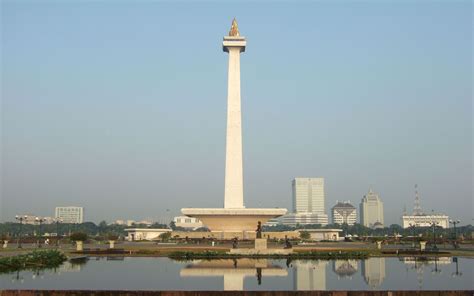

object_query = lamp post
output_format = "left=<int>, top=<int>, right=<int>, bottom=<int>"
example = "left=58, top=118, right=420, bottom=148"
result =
left=449, top=219, right=460, bottom=248
left=55, top=218, right=62, bottom=247
left=430, top=221, right=439, bottom=251
left=35, top=217, right=46, bottom=248
left=15, top=215, right=27, bottom=248
left=409, top=223, right=416, bottom=248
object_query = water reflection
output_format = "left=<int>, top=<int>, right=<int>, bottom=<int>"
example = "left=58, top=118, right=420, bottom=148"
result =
left=293, top=260, right=327, bottom=290
left=2, top=256, right=470, bottom=290
left=180, top=259, right=287, bottom=290
left=333, top=260, right=358, bottom=279
left=361, top=258, right=386, bottom=288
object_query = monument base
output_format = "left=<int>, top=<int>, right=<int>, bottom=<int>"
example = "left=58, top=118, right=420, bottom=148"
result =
left=255, top=238, right=267, bottom=250
left=181, top=208, right=287, bottom=232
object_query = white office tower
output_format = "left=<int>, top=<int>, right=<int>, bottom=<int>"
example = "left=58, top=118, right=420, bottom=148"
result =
left=331, top=201, right=357, bottom=225
left=282, top=178, right=328, bottom=226
left=55, top=206, right=84, bottom=224
left=360, top=189, right=384, bottom=228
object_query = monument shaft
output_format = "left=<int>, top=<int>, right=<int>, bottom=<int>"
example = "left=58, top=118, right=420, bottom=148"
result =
left=224, top=46, right=244, bottom=209
left=180, top=20, right=287, bottom=232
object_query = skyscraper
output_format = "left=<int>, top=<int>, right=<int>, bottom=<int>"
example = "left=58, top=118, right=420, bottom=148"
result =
left=292, top=178, right=325, bottom=214
left=55, top=206, right=84, bottom=224
left=360, top=189, right=384, bottom=228
left=282, top=178, right=328, bottom=226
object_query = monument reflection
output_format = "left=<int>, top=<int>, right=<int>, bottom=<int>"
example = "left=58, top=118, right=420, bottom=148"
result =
left=180, top=259, right=287, bottom=291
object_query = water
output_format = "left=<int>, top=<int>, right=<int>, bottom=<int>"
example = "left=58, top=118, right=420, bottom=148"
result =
left=1, top=257, right=472, bottom=291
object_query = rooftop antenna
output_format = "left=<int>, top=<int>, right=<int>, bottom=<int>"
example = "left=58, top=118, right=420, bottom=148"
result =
left=413, top=184, right=423, bottom=215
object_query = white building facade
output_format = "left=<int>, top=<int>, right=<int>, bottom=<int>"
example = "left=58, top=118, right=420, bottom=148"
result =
left=55, top=207, right=84, bottom=224
left=332, top=201, right=357, bottom=225
left=401, top=214, right=449, bottom=228
left=360, top=189, right=384, bottom=228
left=173, top=216, right=203, bottom=230
left=283, top=178, right=328, bottom=226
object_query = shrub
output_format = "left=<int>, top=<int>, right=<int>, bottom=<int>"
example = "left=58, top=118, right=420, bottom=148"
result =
left=107, top=233, right=119, bottom=241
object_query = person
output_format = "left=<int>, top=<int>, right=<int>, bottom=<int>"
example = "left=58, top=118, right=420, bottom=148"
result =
left=232, top=237, right=238, bottom=249
left=284, top=235, right=292, bottom=249
left=45, top=238, right=50, bottom=246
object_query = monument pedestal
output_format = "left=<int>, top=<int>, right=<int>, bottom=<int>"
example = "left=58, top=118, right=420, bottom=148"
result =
left=255, top=238, right=267, bottom=250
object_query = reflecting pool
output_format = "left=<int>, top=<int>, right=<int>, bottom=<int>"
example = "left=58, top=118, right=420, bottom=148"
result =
left=1, top=257, right=472, bottom=290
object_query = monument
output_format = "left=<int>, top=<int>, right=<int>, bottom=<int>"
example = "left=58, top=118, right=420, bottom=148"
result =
left=181, top=19, right=287, bottom=233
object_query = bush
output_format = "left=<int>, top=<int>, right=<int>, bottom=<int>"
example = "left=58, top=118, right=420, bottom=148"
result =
left=70, top=232, right=88, bottom=242
left=107, top=233, right=119, bottom=241
left=299, top=231, right=311, bottom=240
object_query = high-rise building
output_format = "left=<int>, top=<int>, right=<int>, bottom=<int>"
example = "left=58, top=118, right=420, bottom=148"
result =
left=360, top=189, right=384, bottom=228
left=331, top=201, right=357, bottom=225
left=55, top=207, right=84, bottom=224
left=282, top=178, right=328, bottom=226
left=292, top=178, right=325, bottom=214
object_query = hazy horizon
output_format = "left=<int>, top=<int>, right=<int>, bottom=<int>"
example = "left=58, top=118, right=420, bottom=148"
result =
left=1, top=1, right=472, bottom=225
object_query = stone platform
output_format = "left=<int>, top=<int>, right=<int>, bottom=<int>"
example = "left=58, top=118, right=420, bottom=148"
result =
left=181, top=208, right=287, bottom=232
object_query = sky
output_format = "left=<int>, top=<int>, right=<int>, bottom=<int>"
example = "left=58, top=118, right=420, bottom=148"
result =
left=1, top=1, right=472, bottom=225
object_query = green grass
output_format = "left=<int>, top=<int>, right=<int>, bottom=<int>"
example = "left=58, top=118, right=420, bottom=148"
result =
left=0, top=250, right=67, bottom=273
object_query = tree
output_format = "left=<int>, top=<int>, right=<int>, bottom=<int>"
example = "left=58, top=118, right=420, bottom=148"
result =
left=70, top=232, right=88, bottom=242
left=299, top=231, right=310, bottom=240
left=159, top=232, right=172, bottom=241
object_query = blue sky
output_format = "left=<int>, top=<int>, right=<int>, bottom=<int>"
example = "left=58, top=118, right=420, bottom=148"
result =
left=1, top=1, right=472, bottom=225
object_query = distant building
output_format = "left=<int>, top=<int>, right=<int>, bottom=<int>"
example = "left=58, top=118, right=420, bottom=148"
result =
left=282, top=213, right=328, bottom=226
left=55, top=207, right=84, bottom=224
left=401, top=185, right=449, bottom=228
left=401, top=214, right=449, bottom=228
left=360, top=189, right=384, bottom=228
left=283, top=178, right=328, bottom=226
left=299, top=229, right=343, bottom=241
left=15, top=214, right=54, bottom=225
left=263, top=218, right=280, bottom=227
left=125, top=228, right=171, bottom=241
left=331, top=201, right=357, bottom=225
left=173, top=216, right=203, bottom=230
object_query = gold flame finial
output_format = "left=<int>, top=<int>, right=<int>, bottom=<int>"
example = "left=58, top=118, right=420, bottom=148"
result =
left=229, top=18, right=240, bottom=36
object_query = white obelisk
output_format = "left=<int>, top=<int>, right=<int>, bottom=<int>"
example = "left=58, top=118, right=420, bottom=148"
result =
left=223, top=19, right=246, bottom=209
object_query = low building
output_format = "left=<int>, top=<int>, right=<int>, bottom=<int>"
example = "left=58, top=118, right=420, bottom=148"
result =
left=15, top=215, right=54, bottom=225
left=401, top=214, right=449, bottom=228
left=173, top=216, right=203, bottom=230
left=300, top=229, right=343, bottom=241
left=331, top=201, right=357, bottom=225
left=125, top=228, right=171, bottom=241
left=281, top=213, right=328, bottom=226
left=263, top=218, right=280, bottom=227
